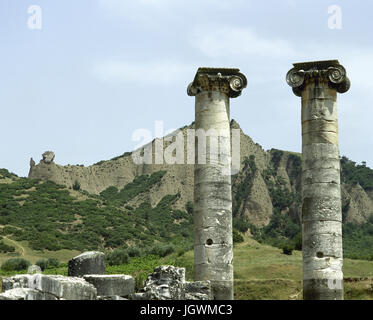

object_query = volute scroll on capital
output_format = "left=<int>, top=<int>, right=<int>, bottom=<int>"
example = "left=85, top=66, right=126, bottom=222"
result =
left=187, top=67, right=247, bottom=98
left=286, top=60, right=351, bottom=97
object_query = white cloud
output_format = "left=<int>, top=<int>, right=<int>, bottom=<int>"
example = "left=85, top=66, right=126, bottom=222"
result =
left=190, top=25, right=297, bottom=59
left=92, top=60, right=192, bottom=86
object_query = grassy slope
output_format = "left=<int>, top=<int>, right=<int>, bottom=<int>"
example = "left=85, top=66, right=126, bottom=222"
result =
left=1, top=236, right=372, bottom=300
left=233, top=237, right=373, bottom=300
left=0, top=237, right=80, bottom=266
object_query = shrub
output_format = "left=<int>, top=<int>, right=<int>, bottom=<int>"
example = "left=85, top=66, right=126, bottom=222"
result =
left=127, top=246, right=142, bottom=258
left=1, top=258, right=31, bottom=271
left=107, top=248, right=129, bottom=266
left=176, top=247, right=187, bottom=257
left=282, top=244, right=294, bottom=255
left=0, top=241, right=15, bottom=253
left=233, top=218, right=250, bottom=233
left=72, top=181, right=81, bottom=191
left=134, top=271, right=147, bottom=292
left=35, top=258, right=60, bottom=270
left=35, top=259, right=49, bottom=271
left=293, top=233, right=302, bottom=251
left=185, top=201, right=194, bottom=215
left=148, top=244, right=175, bottom=257
left=233, top=229, right=244, bottom=244
left=46, top=258, right=60, bottom=268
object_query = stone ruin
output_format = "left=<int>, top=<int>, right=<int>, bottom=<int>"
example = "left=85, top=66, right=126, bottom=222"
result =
left=0, top=251, right=211, bottom=300
left=20, top=61, right=350, bottom=301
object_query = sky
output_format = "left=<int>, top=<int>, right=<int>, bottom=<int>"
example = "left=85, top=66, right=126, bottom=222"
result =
left=0, top=0, right=372, bottom=177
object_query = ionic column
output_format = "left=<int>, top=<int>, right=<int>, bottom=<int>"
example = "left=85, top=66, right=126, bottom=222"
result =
left=286, top=60, right=350, bottom=300
left=187, top=68, right=247, bottom=300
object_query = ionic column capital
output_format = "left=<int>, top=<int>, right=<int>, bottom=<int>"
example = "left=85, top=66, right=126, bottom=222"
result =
left=286, top=60, right=350, bottom=97
left=187, top=67, right=247, bottom=98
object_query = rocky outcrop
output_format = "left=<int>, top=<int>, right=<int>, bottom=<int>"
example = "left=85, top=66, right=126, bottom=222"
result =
left=342, top=183, right=373, bottom=224
left=42, top=151, right=55, bottom=164
left=27, top=121, right=373, bottom=226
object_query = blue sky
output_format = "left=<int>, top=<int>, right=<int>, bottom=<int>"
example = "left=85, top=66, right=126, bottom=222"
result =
left=1, top=0, right=372, bottom=177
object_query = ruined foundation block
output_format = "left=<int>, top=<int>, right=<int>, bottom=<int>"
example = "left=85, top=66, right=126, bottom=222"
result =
left=29, top=274, right=97, bottom=300
left=184, top=281, right=212, bottom=300
left=68, top=251, right=106, bottom=277
left=1, top=275, right=33, bottom=292
left=0, top=288, right=33, bottom=300
left=83, top=275, right=134, bottom=297
left=25, top=289, right=59, bottom=300
left=133, top=265, right=186, bottom=300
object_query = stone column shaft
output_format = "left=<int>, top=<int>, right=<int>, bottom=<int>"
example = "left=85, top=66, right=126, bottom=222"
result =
left=286, top=60, right=350, bottom=300
left=188, top=68, right=247, bottom=300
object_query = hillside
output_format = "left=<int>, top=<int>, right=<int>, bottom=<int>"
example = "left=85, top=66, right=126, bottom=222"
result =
left=27, top=120, right=373, bottom=227
left=1, top=120, right=373, bottom=261
left=0, top=170, right=193, bottom=255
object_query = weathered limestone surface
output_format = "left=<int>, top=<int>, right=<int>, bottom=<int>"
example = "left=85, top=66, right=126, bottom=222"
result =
left=133, top=265, right=185, bottom=300
left=83, top=275, right=134, bottom=297
left=286, top=60, right=350, bottom=300
left=184, top=281, right=212, bottom=300
left=42, top=151, right=55, bottom=164
left=0, top=287, right=58, bottom=301
left=0, top=288, right=33, bottom=300
left=30, top=274, right=97, bottom=300
left=188, top=67, right=247, bottom=300
left=68, top=251, right=106, bottom=277
left=1, top=274, right=33, bottom=292
left=131, top=265, right=212, bottom=300
left=26, top=289, right=59, bottom=301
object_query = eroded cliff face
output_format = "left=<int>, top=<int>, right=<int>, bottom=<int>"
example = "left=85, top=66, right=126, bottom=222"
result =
left=28, top=121, right=373, bottom=226
left=342, top=184, right=373, bottom=224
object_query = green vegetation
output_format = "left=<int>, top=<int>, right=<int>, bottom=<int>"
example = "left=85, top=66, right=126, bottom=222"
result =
left=233, top=229, right=244, bottom=244
left=72, top=180, right=81, bottom=191
left=269, top=149, right=283, bottom=175
left=0, top=241, right=15, bottom=253
left=1, top=258, right=31, bottom=272
left=233, top=156, right=257, bottom=217
left=185, top=201, right=194, bottom=215
left=343, top=221, right=373, bottom=260
left=256, top=152, right=302, bottom=252
left=106, top=248, right=129, bottom=266
left=35, top=258, right=60, bottom=271
left=252, top=153, right=373, bottom=261
left=341, top=156, right=373, bottom=190
left=0, top=169, right=17, bottom=180
left=282, top=243, right=294, bottom=255
left=4, top=236, right=372, bottom=300
left=110, top=152, right=132, bottom=162
left=0, top=170, right=192, bottom=254
left=100, top=171, right=166, bottom=205
left=232, top=156, right=257, bottom=238
left=286, top=153, right=301, bottom=183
